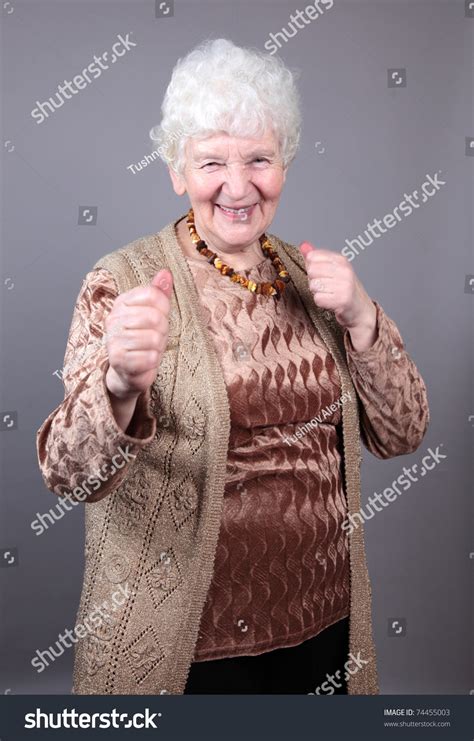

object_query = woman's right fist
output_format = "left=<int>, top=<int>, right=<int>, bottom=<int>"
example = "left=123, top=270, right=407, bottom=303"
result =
left=105, top=269, right=174, bottom=399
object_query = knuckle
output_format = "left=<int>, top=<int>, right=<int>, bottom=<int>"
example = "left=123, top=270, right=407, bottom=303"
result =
left=107, top=347, right=123, bottom=369
left=148, top=332, right=160, bottom=352
left=158, top=312, right=169, bottom=332
left=148, top=349, right=160, bottom=366
left=149, top=306, right=162, bottom=327
left=126, top=355, right=143, bottom=375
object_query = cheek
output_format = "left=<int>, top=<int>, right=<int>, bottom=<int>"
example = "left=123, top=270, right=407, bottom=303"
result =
left=258, top=172, right=285, bottom=201
left=192, top=175, right=222, bottom=203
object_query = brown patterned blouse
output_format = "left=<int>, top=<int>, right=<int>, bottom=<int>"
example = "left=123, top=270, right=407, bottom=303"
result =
left=37, top=254, right=430, bottom=663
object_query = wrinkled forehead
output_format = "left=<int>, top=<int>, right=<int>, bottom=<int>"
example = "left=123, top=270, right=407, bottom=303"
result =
left=185, top=130, right=280, bottom=160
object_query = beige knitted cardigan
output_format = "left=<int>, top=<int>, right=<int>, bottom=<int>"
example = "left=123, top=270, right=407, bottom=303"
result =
left=72, top=216, right=379, bottom=695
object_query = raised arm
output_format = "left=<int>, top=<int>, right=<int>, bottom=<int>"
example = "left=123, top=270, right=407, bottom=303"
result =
left=297, top=242, right=430, bottom=459
left=343, top=300, right=430, bottom=458
left=36, top=268, right=159, bottom=503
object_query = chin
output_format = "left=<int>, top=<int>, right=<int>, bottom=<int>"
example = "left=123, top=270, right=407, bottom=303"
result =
left=218, top=231, right=259, bottom=248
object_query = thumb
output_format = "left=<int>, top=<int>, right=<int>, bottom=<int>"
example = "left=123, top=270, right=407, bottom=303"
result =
left=299, top=241, right=316, bottom=259
left=151, top=268, right=173, bottom=297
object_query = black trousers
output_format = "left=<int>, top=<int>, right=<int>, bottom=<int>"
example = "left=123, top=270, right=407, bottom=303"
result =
left=184, top=617, right=349, bottom=694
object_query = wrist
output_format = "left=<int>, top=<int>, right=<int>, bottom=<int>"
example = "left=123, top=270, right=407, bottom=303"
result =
left=105, top=366, right=141, bottom=402
left=347, top=302, right=378, bottom=351
left=344, top=299, right=376, bottom=332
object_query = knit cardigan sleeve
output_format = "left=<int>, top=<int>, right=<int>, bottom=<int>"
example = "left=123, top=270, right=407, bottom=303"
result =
left=36, top=268, right=156, bottom=504
left=342, top=299, right=430, bottom=458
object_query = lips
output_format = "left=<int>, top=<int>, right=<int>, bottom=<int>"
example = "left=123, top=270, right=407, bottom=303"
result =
left=216, top=203, right=257, bottom=221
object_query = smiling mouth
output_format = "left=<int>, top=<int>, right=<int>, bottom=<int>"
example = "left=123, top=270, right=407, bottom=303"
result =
left=216, top=203, right=257, bottom=217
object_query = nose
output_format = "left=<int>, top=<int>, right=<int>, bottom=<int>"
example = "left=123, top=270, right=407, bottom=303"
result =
left=220, top=163, right=253, bottom=202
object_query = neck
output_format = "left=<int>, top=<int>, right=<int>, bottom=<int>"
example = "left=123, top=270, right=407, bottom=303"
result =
left=177, top=215, right=266, bottom=272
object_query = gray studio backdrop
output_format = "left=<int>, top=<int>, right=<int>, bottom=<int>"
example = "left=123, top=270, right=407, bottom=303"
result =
left=1, top=0, right=472, bottom=695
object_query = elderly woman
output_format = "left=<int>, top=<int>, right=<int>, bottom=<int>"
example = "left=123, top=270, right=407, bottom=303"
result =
left=37, top=38, right=429, bottom=695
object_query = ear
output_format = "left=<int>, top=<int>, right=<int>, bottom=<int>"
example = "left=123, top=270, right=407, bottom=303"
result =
left=168, top=165, right=187, bottom=196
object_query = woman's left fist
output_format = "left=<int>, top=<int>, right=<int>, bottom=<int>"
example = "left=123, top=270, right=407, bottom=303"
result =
left=299, top=242, right=375, bottom=330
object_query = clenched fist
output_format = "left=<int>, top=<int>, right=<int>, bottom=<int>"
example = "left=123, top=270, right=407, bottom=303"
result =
left=298, top=242, right=378, bottom=352
left=299, top=242, right=375, bottom=330
left=105, top=269, right=174, bottom=401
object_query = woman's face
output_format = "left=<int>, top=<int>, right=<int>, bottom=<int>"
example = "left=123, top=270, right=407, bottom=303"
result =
left=169, top=129, right=287, bottom=255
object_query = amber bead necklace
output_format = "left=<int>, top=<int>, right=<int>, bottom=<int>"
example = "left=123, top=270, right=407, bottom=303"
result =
left=186, top=207, right=291, bottom=299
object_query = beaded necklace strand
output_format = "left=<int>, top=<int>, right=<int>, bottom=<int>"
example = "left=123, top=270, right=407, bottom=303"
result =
left=186, top=207, right=291, bottom=299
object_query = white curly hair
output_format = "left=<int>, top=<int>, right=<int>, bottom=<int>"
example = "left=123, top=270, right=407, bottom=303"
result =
left=150, top=38, right=302, bottom=175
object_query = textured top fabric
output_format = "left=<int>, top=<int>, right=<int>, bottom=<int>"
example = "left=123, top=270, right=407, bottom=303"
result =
left=36, top=215, right=430, bottom=694
left=182, top=251, right=427, bottom=662
left=188, top=251, right=350, bottom=660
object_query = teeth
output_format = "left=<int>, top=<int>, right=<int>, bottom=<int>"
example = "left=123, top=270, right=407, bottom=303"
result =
left=219, top=205, right=253, bottom=214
